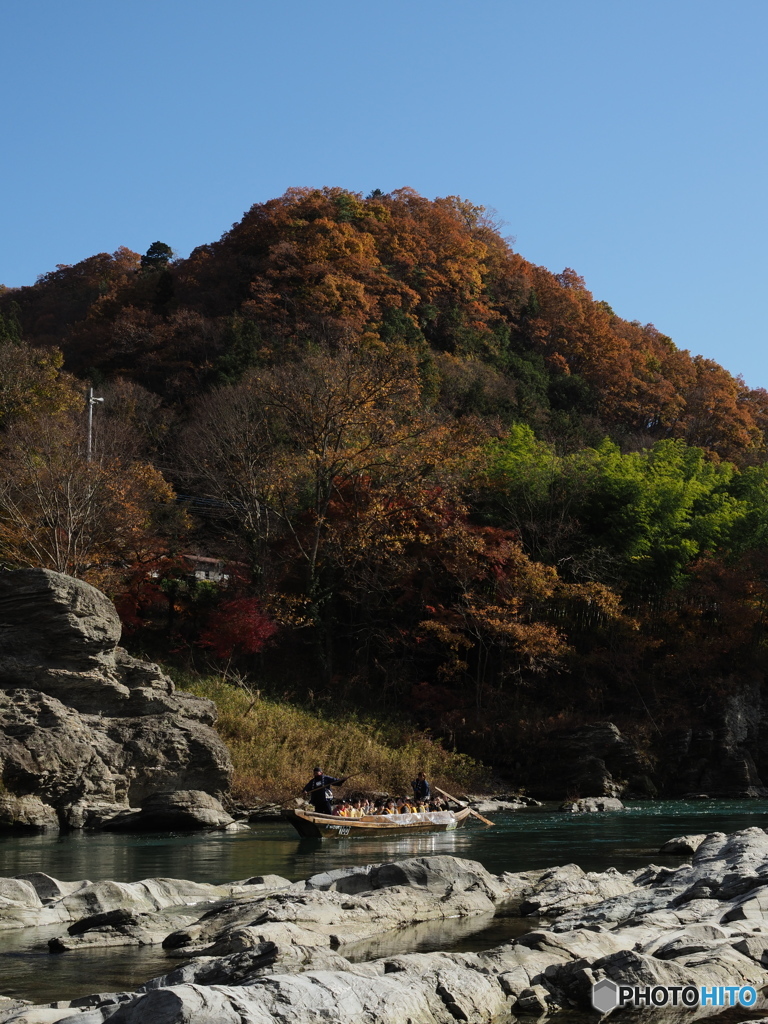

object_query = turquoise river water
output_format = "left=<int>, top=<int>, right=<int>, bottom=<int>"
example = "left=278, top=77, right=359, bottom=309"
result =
left=2, top=799, right=768, bottom=1007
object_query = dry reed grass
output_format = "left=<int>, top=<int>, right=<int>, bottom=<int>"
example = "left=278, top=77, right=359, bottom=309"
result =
left=174, top=671, right=489, bottom=805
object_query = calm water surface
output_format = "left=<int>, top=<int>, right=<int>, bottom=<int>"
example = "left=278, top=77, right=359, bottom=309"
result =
left=2, top=800, right=767, bottom=1005
left=3, top=799, right=767, bottom=884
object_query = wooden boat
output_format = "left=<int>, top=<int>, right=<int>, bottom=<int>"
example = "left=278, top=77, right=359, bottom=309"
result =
left=283, top=806, right=472, bottom=839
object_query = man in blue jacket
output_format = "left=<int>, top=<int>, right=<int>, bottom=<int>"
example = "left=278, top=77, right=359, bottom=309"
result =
left=411, top=771, right=431, bottom=804
left=302, top=767, right=349, bottom=815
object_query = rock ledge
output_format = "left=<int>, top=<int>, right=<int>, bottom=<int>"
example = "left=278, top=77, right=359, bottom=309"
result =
left=0, top=569, right=232, bottom=831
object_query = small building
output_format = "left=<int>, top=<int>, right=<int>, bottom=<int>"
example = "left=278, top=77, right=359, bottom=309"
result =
left=181, top=554, right=229, bottom=582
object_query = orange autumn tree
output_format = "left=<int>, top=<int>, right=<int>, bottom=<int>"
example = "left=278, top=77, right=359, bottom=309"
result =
left=181, top=344, right=488, bottom=683
left=182, top=345, right=478, bottom=594
left=413, top=523, right=629, bottom=700
left=10, top=247, right=141, bottom=350
left=0, top=412, right=177, bottom=588
left=178, top=186, right=507, bottom=357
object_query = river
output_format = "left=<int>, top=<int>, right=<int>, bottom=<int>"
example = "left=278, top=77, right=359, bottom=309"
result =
left=1, top=799, right=767, bottom=1006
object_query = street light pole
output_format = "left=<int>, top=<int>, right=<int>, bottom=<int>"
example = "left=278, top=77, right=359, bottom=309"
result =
left=86, top=386, right=104, bottom=462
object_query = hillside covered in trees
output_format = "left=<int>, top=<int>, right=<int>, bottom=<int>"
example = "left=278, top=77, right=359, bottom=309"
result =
left=2, top=186, right=768, bottom=791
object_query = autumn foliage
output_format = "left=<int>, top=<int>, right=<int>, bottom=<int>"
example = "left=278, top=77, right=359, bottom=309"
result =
left=6, top=187, right=766, bottom=462
left=2, top=187, right=768, bottom=771
left=198, top=598, right=278, bottom=659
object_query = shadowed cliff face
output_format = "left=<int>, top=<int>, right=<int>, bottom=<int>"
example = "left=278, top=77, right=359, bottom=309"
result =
left=0, top=569, right=233, bottom=831
left=523, top=707, right=768, bottom=803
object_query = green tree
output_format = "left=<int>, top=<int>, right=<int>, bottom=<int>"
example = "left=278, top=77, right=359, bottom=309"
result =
left=485, top=429, right=747, bottom=595
left=484, top=424, right=589, bottom=568
left=211, top=316, right=264, bottom=385
left=722, top=464, right=768, bottom=555
left=0, top=301, right=22, bottom=343
left=579, top=439, right=744, bottom=593
left=141, top=241, right=174, bottom=271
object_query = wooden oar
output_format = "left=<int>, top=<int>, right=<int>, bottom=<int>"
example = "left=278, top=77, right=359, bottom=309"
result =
left=434, top=786, right=494, bottom=827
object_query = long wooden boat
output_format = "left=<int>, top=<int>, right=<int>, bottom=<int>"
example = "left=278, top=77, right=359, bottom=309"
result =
left=283, top=806, right=472, bottom=839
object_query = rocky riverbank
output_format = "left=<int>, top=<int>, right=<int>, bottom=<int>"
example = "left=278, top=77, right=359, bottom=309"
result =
left=4, top=828, right=768, bottom=1021
left=0, top=569, right=232, bottom=831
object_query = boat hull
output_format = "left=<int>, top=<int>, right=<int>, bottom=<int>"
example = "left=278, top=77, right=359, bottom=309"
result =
left=283, top=807, right=471, bottom=839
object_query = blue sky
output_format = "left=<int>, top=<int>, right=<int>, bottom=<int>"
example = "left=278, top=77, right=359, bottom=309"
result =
left=2, top=1, right=767, bottom=385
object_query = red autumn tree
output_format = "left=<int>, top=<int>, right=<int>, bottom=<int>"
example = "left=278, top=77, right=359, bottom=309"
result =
left=199, top=597, right=278, bottom=659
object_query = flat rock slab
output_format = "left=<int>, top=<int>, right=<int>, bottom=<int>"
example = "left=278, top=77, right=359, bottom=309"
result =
left=471, top=800, right=526, bottom=812
left=660, top=834, right=711, bottom=855
left=560, top=797, right=624, bottom=813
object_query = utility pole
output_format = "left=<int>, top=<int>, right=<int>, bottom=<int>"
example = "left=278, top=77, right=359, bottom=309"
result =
left=86, top=387, right=104, bottom=462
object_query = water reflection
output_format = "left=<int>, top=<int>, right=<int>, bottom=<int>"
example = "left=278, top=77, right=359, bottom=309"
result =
left=0, top=801, right=767, bottom=886
left=0, top=824, right=469, bottom=887
left=288, top=828, right=464, bottom=879
left=0, top=924, right=174, bottom=1003
left=343, top=912, right=534, bottom=963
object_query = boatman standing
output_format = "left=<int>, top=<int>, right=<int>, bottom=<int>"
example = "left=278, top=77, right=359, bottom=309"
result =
left=411, top=770, right=431, bottom=804
left=302, top=767, right=349, bottom=816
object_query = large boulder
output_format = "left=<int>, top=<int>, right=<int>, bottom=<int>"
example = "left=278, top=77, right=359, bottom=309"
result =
left=0, top=568, right=125, bottom=707
left=0, top=568, right=121, bottom=664
left=304, top=855, right=508, bottom=900
left=0, top=569, right=232, bottom=830
left=0, top=793, right=59, bottom=830
left=104, top=791, right=234, bottom=832
left=660, top=834, right=710, bottom=855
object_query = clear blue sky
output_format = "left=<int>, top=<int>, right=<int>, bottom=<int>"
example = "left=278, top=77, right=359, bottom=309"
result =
left=2, top=1, right=767, bottom=386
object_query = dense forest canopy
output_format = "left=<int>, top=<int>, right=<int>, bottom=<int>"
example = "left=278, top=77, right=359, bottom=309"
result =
left=1, top=186, right=767, bottom=771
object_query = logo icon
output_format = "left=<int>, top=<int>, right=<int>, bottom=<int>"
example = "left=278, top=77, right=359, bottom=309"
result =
left=592, top=979, right=619, bottom=1013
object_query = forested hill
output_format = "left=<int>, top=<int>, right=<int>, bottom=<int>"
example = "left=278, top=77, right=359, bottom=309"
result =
left=3, top=186, right=767, bottom=461
left=2, top=186, right=768, bottom=792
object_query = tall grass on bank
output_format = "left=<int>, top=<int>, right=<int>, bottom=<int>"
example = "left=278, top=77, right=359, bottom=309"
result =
left=173, top=672, right=489, bottom=806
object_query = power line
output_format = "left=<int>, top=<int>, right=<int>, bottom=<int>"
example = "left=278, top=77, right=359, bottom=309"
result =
left=175, top=493, right=249, bottom=518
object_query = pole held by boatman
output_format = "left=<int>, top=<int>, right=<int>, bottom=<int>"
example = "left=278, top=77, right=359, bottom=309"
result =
left=302, top=766, right=349, bottom=816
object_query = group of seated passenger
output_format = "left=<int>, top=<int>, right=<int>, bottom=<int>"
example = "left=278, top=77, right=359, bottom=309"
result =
left=331, top=795, right=448, bottom=817
left=331, top=799, right=370, bottom=817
